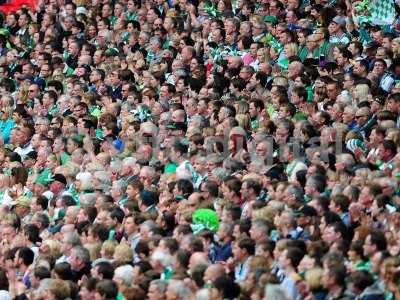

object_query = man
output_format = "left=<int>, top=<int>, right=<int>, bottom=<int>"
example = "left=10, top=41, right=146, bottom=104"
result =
left=323, top=265, right=353, bottom=300
left=377, top=139, right=397, bottom=171
left=165, top=280, right=193, bottom=300
left=56, top=231, right=82, bottom=264
left=249, top=99, right=264, bottom=130
left=228, top=237, right=255, bottom=282
left=69, top=245, right=91, bottom=282
left=213, top=222, right=233, bottom=263
left=15, top=247, right=35, bottom=288
left=148, top=279, right=168, bottom=300
left=49, top=174, right=67, bottom=199
left=279, top=247, right=304, bottom=300
left=14, top=125, right=34, bottom=159
left=353, top=107, right=373, bottom=138
left=328, top=16, right=350, bottom=45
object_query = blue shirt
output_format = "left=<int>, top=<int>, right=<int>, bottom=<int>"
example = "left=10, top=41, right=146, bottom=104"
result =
left=213, top=241, right=232, bottom=262
left=0, top=119, right=15, bottom=144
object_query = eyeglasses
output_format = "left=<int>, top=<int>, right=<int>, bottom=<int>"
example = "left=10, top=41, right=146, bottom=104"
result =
left=355, top=115, right=367, bottom=118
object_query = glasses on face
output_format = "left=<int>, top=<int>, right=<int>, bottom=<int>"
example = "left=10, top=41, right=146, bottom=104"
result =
left=355, top=115, right=367, bottom=119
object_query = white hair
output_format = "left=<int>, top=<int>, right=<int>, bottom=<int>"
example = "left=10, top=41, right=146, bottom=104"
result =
left=151, top=250, right=173, bottom=268
left=76, top=172, right=92, bottom=191
left=114, top=264, right=134, bottom=287
left=264, top=284, right=289, bottom=300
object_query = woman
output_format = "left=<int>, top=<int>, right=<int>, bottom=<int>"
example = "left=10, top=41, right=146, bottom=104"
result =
left=0, top=104, right=15, bottom=144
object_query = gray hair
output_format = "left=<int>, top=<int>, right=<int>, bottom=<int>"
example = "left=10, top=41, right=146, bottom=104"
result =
left=286, top=185, right=304, bottom=202
left=80, top=193, right=97, bottom=208
left=211, top=167, right=229, bottom=182
left=94, top=171, right=111, bottom=185
left=167, top=280, right=193, bottom=300
left=122, top=157, right=136, bottom=167
left=73, top=246, right=91, bottom=264
left=150, top=279, right=168, bottom=294
left=151, top=250, right=173, bottom=268
left=64, top=232, right=82, bottom=247
left=114, top=264, right=134, bottom=287
left=264, top=284, right=289, bottom=300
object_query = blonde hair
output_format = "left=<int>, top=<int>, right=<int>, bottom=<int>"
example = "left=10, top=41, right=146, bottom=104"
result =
left=393, top=37, right=400, bottom=58
left=113, top=243, right=133, bottom=264
left=102, top=240, right=118, bottom=258
left=84, top=242, right=101, bottom=261
left=284, top=43, right=298, bottom=58
left=305, top=268, right=324, bottom=291
left=235, top=114, right=251, bottom=131
left=235, top=101, right=249, bottom=115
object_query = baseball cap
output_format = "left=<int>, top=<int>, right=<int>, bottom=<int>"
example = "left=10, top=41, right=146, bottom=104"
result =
left=331, top=15, right=346, bottom=26
left=294, top=205, right=317, bottom=217
left=166, top=122, right=187, bottom=131
left=51, top=173, right=67, bottom=185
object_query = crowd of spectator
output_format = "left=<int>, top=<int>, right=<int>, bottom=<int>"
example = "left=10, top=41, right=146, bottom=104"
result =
left=0, top=0, right=399, bottom=299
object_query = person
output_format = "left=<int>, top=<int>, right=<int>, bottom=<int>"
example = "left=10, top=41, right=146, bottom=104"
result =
left=0, top=0, right=400, bottom=299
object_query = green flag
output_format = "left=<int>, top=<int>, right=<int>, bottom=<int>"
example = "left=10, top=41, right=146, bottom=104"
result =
left=370, top=0, right=396, bottom=25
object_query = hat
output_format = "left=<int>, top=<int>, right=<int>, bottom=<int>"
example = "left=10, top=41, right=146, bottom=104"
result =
left=372, top=95, right=386, bottom=106
left=76, top=6, right=87, bottom=15
left=14, top=196, right=30, bottom=208
left=294, top=205, right=317, bottom=217
left=105, top=48, right=120, bottom=57
left=263, top=15, right=278, bottom=24
left=71, top=134, right=84, bottom=146
left=331, top=16, right=346, bottom=26
left=166, top=122, right=187, bottom=131
left=25, top=151, right=37, bottom=160
left=19, top=74, right=34, bottom=82
left=191, top=209, right=219, bottom=234
left=346, top=139, right=367, bottom=154
left=52, top=173, right=67, bottom=185
left=264, top=165, right=285, bottom=181
left=35, top=168, right=53, bottom=186
left=139, top=190, right=158, bottom=207
left=79, top=64, right=92, bottom=74
left=113, top=138, right=125, bottom=152
left=364, top=41, right=381, bottom=50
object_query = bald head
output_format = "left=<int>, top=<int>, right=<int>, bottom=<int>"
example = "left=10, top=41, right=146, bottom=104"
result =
left=189, top=252, right=210, bottom=272
left=203, top=264, right=225, bottom=283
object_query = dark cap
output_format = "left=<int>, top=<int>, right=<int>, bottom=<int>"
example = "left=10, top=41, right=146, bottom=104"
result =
left=79, top=64, right=92, bottom=74
left=52, top=173, right=67, bottom=185
left=25, top=151, right=37, bottom=160
left=166, top=122, right=187, bottom=131
left=364, top=41, right=381, bottom=50
left=372, top=95, right=386, bottom=106
left=294, top=205, right=317, bottom=217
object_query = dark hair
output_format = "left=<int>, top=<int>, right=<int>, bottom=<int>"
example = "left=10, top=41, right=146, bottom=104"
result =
left=23, top=224, right=41, bottom=244
left=369, top=229, right=387, bottom=251
left=213, top=275, right=241, bottom=299
left=92, top=224, right=109, bottom=242
left=17, top=247, right=34, bottom=266
left=96, top=280, right=118, bottom=300
left=95, top=262, right=114, bottom=280
left=237, top=238, right=255, bottom=256
left=350, top=270, right=374, bottom=292
left=176, top=179, right=194, bottom=198
left=0, top=268, right=8, bottom=290
left=54, top=262, right=73, bottom=280
left=34, top=266, right=51, bottom=280
left=285, top=247, right=305, bottom=268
